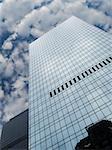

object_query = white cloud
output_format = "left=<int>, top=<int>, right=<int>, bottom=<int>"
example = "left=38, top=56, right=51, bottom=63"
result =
left=4, top=60, right=14, bottom=78
left=2, top=41, right=13, bottom=50
left=0, top=53, right=6, bottom=64
left=30, top=27, right=44, bottom=38
left=0, top=54, right=6, bottom=75
left=0, top=127, right=2, bottom=138
left=15, top=0, right=112, bottom=38
left=3, top=98, right=28, bottom=122
left=0, top=87, right=4, bottom=101
left=0, top=0, right=33, bottom=33
left=90, top=0, right=112, bottom=13
left=13, top=77, right=25, bottom=90
left=15, top=58, right=25, bottom=73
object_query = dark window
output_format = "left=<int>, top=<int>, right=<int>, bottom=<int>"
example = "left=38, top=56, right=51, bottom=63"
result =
left=92, top=67, right=96, bottom=72
left=73, top=78, right=76, bottom=83
left=61, top=85, right=64, bottom=90
left=102, top=61, right=107, bottom=65
left=57, top=87, right=60, bottom=93
left=88, top=69, right=92, bottom=74
left=99, top=63, right=103, bottom=67
left=95, top=65, right=99, bottom=69
left=54, top=90, right=56, bottom=95
left=65, top=83, right=68, bottom=88
left=77, top=76, right=81, bottom=80
left=106, top=59, right=111, bottom=63
left=85, top=71, right=89, bottom=76
left=82, top=73, right=85, bottom=78
left=69, top=80, right=72, bottom=85
left=109, top=57, right=112, bottom=60
left=50, top=92, right=52, bottom=97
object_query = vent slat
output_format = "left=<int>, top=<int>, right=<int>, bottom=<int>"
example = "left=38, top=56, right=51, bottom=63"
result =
left=82, top=73, right=85, bottom=78
left=77, top=76, right=81, bottom=81
left=95, top=65, right=99, bottom=69
left=61, top=85, right=64, bottom=90
left=109, top=57, right=112, bottom=60
left=65, top=83, right=68, bottom=88
left=50, top=92, right=52, bottom=97
left=69, top=80, right=73, bottom=85
left=99, top=63, right=103, bottom=67
left=88, top=69, right=92, bottom=74
left=57, top=87, right=60, bottom=93
left=85, top=71, right=89, bottom=76
left=54, top=90, right=56, bottom=95
left=73, top=78, right=76, bottom=83
left=102, top=61, right=107, bottom=65
left=92, top=67, right=96, bottom=72
left=106, top=59, right=111, bottom=63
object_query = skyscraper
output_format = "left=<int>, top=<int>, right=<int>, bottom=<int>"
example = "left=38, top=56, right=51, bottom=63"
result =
left=29, top=16, right=112, bottom=150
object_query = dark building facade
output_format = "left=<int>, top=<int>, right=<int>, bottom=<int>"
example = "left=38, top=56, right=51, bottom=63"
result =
left=0, top=109, right=28, bottom=150
left=75, top=120, right=112, bottom=150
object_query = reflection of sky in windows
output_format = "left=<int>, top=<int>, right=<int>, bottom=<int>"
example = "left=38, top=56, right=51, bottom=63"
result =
left=29, top=16, right=112, bottom=150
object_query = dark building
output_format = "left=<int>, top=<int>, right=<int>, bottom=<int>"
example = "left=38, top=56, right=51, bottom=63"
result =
left=75, top=120, right=112, bottom=150
left=0, top=109, right=28, bottom=150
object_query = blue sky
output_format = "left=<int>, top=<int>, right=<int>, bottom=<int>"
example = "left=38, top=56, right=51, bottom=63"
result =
left=0, top=0, right=112, bottom=134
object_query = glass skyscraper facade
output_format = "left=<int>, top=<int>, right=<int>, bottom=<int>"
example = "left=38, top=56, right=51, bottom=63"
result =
left=29, top=16, right=112, bottom=150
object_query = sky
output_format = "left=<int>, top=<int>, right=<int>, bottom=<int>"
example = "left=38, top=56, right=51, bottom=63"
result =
left=0, top=0, right=112, bottom=134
